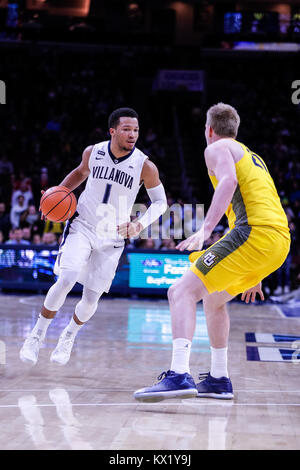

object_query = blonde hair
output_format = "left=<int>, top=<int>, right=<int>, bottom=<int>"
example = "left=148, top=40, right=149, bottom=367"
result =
left=207, top=102, right=240, bottom=138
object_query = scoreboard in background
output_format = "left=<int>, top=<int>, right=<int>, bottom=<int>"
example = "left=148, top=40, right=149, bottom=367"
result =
left=223, top=11, right=293, bottom=36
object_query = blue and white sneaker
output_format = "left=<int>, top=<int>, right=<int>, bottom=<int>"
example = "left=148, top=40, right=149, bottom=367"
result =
left=196, top=373, right=234, bottom=399
left=134, top=370, right=198, bottom=403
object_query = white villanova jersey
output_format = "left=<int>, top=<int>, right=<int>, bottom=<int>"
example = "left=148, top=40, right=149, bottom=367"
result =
left=77, top=140, right=148, bottom=235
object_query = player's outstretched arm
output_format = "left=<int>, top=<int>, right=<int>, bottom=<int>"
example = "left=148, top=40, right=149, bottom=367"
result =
left=59, top=145, right=93, bottom=191
left=203, top=143, right=238, bottom=234
left=117, top=160, right=167, bottom=238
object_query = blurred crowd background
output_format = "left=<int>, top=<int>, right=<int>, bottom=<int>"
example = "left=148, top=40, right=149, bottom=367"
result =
left=0, top=0, right=299, bottom=297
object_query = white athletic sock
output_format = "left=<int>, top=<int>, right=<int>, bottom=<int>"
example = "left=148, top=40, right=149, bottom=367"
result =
left=31, top=314, right=53, bottom=340
left=170, top=338, right=192, bottom=374
left=64, top=317, right=84, bottom=336
left=210, top=346, right=229, bottom=378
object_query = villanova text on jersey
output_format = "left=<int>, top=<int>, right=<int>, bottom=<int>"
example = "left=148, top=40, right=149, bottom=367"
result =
left=76, top=140, right=148, bottom=228
left=92, top=165, right=133, bottom=189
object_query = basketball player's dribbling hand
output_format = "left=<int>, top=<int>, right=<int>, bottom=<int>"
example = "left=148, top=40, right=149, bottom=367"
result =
left=117, top=221, right=144, bottom=238
left=241, top=282, right=264, bottom=303
left=39, top=190, right=47, bottom=221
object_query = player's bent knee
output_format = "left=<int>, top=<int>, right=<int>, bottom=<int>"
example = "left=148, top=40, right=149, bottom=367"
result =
left=44, top=270, right=80, bottom=311
left=168, top=282, right=194, bottom=304
left=167, top=284, right=178, bottom=303
left=74, top=288, right=103, bottom=323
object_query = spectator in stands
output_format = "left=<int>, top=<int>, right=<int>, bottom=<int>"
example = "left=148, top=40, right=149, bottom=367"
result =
left=11, top=180, right=34, bottom=207
left=20, top=204, right=39, bottom=226
left=42, top=232, right=58, bottom=246
left=125, top=237, right=137, bottom=249
left=139, top=238, right=156, bottom=249
left=5, top=227, right=30, bottom=245
left=5, top=229, right=15, bottom=244
left=22, top=226, right=32, bottom=243
left=0, top=156, right=14, bottom=203
left=273, top=255, right=292, bottom=295
left=11, top=172, right=32, bottom=194
left=0, top=230, right=4, bottom=244
left=0, top=202, right=11, bottom=240
left=10, top=195, right=28, bottom=229
left=159, top=238, right=176, bottom=250
left=43, top=219, right=65, bottom=236
left=0, top=155, right=14, bottom=177
left=32, top=233, right=42, bottom=245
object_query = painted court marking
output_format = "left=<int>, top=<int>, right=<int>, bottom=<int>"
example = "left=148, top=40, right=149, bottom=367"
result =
left=247, top=345, right=300, bottom=362
left=0, top=388, right=300, bottom=393
left=246, top=332, right=300, bottom=343
left=1, top=402, right=300, bottom=408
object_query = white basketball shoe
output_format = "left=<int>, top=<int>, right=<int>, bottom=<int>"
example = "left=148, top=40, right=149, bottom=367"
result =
left=20, top=334, right=43, bottom=365
left=50, top=329, right=75, bottom=365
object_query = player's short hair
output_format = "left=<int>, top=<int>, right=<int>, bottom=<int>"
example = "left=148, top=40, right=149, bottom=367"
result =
left=108, top=108, right=139, bottom=129
left=206, top=103, right=240, bottom=138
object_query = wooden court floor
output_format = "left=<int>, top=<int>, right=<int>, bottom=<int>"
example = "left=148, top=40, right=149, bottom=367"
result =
left=0, top=293, right=299, bottom=451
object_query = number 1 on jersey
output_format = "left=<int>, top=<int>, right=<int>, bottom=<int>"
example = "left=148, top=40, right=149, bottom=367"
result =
left=102, top=183, right=112, bottom=203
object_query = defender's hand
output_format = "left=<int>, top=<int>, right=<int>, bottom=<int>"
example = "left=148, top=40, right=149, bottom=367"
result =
left=117, top=221, right=144, bottom=238
left=241, top=282, right=264, bottom=303
left=177, top=224, right=213, bottom=252
left=176, top=231, right=204, bottom=252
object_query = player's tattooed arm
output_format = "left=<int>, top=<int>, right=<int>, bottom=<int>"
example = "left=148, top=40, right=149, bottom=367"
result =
left=59, top=145, right=93, bottom=191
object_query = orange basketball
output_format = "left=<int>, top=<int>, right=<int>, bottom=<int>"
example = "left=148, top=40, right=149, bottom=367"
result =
left=40, top=186, right=77, bottom=222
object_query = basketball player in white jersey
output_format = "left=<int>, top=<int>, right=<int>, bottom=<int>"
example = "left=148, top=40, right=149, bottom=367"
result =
left=20, top=108, right=167, bottom=365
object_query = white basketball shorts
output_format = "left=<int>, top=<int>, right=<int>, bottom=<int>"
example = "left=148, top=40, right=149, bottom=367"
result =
left=53, top=212, right=125, bottom=293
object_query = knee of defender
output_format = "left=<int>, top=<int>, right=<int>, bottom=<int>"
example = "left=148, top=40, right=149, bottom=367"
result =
left=168, top=284, right=184, bottom=303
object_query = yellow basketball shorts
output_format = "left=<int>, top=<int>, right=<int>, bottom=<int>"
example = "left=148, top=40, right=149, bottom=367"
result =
left=189, top=225, right=290, bottom=297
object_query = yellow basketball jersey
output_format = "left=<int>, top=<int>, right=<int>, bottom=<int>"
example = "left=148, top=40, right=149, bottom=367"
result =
left=209, top=140, right=290, bottom=239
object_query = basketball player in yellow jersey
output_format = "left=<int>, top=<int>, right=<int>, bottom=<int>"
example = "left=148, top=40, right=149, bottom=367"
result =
left=134, top=102, right=290, bottom=402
